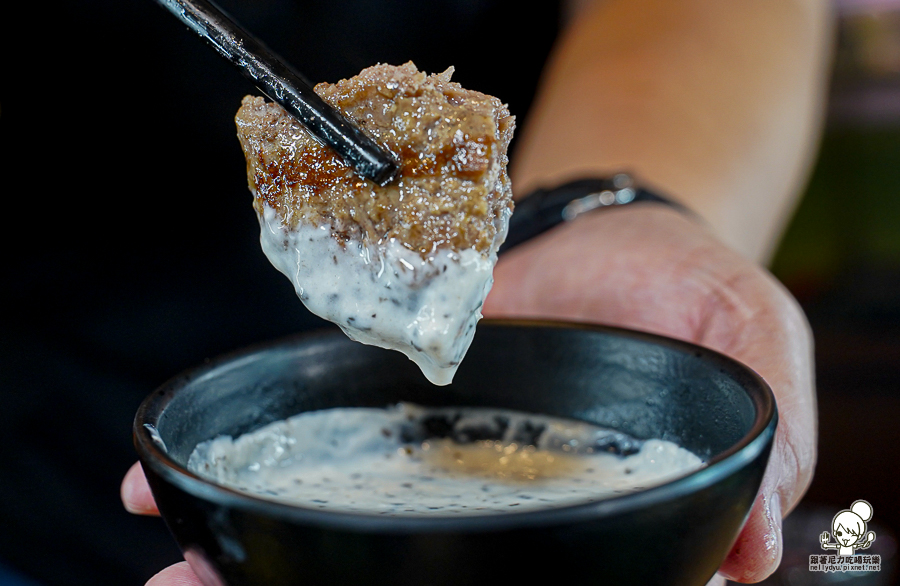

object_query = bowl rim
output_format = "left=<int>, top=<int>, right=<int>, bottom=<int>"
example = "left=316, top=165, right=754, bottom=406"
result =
left=135, top=318, right=777, bottom=533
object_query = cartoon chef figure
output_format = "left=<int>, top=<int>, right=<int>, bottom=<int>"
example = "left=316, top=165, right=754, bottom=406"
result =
left=821, top=500, right=876, bottom=556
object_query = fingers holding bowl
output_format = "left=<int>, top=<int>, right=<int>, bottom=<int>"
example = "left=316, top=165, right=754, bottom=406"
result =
left=121, top=461, right=160, bottom=516
left=145, top=561, right=204, bottom=586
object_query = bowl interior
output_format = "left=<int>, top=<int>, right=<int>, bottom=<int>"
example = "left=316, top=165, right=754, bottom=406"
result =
left=143, top=320, right=771, bottom=486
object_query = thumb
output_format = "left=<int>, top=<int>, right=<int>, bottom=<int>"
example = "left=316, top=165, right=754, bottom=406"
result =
left=146, top=562, right=205, bottom=586
left=121, top=461, right=160, bottom=516
left=717, top=491, right=783, bottom=582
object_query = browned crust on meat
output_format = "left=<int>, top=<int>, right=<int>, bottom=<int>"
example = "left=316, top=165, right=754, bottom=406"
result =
left=235, top=62, right=514, bottom=255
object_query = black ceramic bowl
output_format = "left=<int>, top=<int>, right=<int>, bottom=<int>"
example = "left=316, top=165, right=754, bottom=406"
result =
left=135, top=320, right=776, bottom=586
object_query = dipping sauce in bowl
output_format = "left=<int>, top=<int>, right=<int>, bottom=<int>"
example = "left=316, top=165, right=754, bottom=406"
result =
left=187, top=403, right=704, bottom=516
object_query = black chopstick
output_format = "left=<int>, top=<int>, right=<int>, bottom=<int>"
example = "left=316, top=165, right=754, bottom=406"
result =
left=154, top=0, right=400, bottom=186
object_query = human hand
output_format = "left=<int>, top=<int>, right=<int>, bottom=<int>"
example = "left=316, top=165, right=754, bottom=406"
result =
left=122, top=205, right=815, bottom=585
left=483, top=205, right=815, bottom=583
left=121, top=462, right=206, bottom=586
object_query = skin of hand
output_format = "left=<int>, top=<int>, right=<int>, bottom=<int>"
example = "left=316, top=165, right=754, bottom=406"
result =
left=484, top=207, right=816, bottom=582
left=121, top=205, right=816, bottom=585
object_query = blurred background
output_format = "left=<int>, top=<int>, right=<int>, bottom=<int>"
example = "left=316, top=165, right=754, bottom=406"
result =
left=0, top=0, right=898, bottom=584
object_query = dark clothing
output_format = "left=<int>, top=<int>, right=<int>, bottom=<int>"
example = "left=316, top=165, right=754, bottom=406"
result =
left=0, top=1, right=560, bottom=584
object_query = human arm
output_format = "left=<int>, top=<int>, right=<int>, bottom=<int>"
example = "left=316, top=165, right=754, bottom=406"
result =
left=486, top=1, right=832, bottom=581
left=121, top=2, right=832, bottom=584
left=513, top=0, right=833, bottom=262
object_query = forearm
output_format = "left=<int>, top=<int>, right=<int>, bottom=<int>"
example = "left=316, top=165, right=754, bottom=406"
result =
left=512, top=0, right=834, bottom=262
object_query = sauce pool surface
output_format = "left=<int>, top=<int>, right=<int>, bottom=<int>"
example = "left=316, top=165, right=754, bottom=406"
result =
left=188, top=404, right=704, bottom=516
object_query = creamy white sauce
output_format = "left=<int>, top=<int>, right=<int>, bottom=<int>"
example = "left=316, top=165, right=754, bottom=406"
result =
left=188, top=404, right=704, bottom=516
left=259, top=206, right=503, bottom=385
